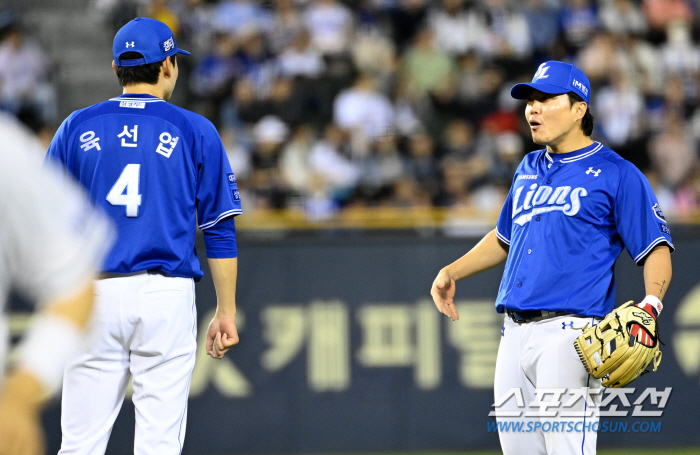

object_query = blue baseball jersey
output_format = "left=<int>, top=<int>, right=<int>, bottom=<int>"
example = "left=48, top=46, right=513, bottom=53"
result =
left=495, top=141, right=673, bottom=318
left=45, top=93, right=242, bottom=279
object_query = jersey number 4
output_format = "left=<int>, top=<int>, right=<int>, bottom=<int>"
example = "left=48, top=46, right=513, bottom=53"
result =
left=106, top=164, right=142, bottom=217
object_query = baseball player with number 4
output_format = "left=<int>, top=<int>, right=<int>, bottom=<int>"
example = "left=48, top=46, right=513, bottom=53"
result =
left=45, top=18, right=242, bottom=454
left=430, top=61, right=673, bottom=455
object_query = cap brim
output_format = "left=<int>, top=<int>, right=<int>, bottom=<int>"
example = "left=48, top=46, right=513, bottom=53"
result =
left=511, top=82, right=570, bottom=100
left=177, top=48, right=191, bottom=56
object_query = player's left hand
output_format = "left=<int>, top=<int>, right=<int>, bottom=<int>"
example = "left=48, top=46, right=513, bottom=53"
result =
left=431, top=269, right=459, bottom=321
left=0, top=395, right=45, bottom=455
left=206, top=314, right=239, bottom=359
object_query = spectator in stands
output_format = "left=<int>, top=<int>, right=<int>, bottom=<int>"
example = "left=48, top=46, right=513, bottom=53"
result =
left=389, top=0, right=428, bottom=54
left=595, top=70, right=647, bottom=166
left=211, top=0, right=272, bottom=37
left=599, top=0, right=647, bottom=37
left=648, top=114, right=699, bottom=191
left=309, top=123, right=360, bottom=204
left=189, top=31, right=238, bottom=123
left=404, top=131, right=441, bottom=201
left=427, top=0, right=489, bottom=58
left=642, top=0, right=693, bottom=43
left=304, top=0, right=354, bottom=57
left=401, top=28, right=456, bottom=100
left=280, top=123, right=315, bottom=196
left=0, top=22, right=56, bottom=129
left=269, top=0, right=306, bottom=54
left=248, top=115, right=290, bottom=209
left=482, top=0, right=533, bottom=66
left=559, top=0, right=599, bottom=55
left=523, top=0, right=560, bottom=61
left=356, top=133, right=404, bottom=204
left=333, top=73, right=395, bottom=154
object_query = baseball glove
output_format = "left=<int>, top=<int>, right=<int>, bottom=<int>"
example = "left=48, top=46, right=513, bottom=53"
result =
left=573, top=300, right=662, bottom=388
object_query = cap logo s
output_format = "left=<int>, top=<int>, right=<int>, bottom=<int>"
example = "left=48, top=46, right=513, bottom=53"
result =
left=126, top=41, right=135, bottom=48
left=533, top=63, right=550, bottom=80
left=161, top=36, right=175, bottom=54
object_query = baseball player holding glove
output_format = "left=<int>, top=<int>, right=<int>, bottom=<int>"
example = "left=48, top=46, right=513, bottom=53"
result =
left=430, top=61, right=672, bottom=455
left=45, top=18, right=242, bottom=454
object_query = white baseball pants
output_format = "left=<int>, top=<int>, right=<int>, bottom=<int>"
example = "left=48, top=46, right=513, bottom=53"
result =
left=494, top=314, right=602, bottom=455
left=58, top=273, right=197, bottom=455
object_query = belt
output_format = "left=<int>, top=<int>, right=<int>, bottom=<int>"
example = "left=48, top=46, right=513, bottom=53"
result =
left=506, top=309, right=569, bottom=323
left=99, top=269, right=171, bottom=279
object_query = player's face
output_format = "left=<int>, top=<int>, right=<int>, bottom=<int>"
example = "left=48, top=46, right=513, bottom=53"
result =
left=525, top=91, right=582, bottom=146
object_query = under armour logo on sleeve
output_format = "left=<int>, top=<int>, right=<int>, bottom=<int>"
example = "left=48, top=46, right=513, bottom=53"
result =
left=562, top=321, right=574, bottom=329
left=586, top=167, right=601, bottom=177
left=126, top=41, right=135, bottom=48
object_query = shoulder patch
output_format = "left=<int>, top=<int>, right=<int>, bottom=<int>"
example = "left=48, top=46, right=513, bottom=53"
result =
left=659, top=223, right=671, bottom=235
left=227, top=173, right=236, bottom=184
left=652, top=203, right=666, bottom=221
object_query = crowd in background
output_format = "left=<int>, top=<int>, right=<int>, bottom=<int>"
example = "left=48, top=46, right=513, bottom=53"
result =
left=4, top=0, right=700, bottom=221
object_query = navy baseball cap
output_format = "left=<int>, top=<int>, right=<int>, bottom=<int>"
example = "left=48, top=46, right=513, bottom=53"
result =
left=113, top=17, right=190, bottom=67
left=511, top=61, right=590, bottom=103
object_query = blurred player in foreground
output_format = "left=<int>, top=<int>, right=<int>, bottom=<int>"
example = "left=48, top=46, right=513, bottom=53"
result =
left=0, top=116, right=113, bottom=455
left=430, top=61, right=672, bottom=455
left=45, top=17, right=242, bottom=454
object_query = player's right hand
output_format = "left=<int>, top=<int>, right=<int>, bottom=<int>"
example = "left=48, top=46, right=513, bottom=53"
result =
left=431, top=269, right=459, bottom=321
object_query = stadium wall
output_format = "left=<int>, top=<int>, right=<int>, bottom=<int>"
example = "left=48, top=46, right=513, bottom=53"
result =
left=30, top=230, right=700, bottom=454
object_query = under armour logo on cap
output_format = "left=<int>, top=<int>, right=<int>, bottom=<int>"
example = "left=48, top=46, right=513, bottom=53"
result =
left=126, top=41, right=135, bottom=48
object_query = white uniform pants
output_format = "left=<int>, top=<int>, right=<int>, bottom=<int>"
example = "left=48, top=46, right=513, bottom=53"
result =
left=58, top=273, right=197, bottom=455
left=494, top=314, right=602, bottom=455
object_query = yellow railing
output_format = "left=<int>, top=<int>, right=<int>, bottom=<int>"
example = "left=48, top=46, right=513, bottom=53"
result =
left=234, top=207, right=700, bottom=231
left=235, top=207, right=499, bottom=231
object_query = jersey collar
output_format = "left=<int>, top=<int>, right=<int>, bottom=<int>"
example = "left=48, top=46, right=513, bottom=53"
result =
left=545, top=141, right=603, bottom=164
left=110, top=93, right=165, bottom=102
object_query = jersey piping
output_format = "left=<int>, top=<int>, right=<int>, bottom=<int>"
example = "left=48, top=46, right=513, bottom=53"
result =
left=199, top=208, right=243, bottom=230
left=634, top=237, right=675, bottom=264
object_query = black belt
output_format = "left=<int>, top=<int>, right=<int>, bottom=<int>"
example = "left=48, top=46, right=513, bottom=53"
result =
left=506, top=309, right=569, bottom=323
left=99, top=269, right=171, bottom=279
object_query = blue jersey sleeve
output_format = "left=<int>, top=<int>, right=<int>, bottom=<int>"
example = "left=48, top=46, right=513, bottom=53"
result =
left=45, top=115, right=73, bottom=165
left=614, top=163, right=674, bottom=264
left=195, top=121, right=242, bottom=230
left=203, top=217, right=238, bottom=258
left=496, top=190, right=513, bottom=245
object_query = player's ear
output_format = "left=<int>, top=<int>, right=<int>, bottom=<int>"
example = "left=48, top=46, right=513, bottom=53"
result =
left=574, top=101, right=588, bottom=122
left=112, top=60, right=118, bottom=76
left=162, top=56, right=174, bottom=79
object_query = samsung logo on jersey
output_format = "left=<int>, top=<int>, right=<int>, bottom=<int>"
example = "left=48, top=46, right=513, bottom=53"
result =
left=119, top=101, right=146, bottom=109
left=512, top=183, right=588, bottom=226
left=517, top=175, right=538, bottom=180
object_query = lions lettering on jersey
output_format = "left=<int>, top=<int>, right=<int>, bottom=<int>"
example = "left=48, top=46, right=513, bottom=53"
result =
left=512, top=183, right=587, bottom=226
left=494, top=142, right=673, bottom=318
left=45, top=93, right=242, bottom=279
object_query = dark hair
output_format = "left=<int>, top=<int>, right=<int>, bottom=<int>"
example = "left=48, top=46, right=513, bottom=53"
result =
left=115, top=52, right=176, bottom=87
left=567, top=92, right=594, bottom=137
